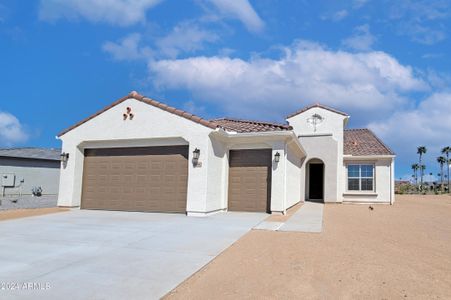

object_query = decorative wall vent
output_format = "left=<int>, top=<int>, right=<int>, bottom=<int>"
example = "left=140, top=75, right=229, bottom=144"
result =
left=123, top=107, right=134, bottom=120
left=307, top=113, right=324, bottom=132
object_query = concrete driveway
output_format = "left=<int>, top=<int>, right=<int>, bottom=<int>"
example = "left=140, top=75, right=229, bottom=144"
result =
left=0, top=210, right=266, bottom=300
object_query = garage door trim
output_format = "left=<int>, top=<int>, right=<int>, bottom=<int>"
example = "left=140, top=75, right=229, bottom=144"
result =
left=81, top=145, right=189, bottom=213
left=228, top=149, right=272, bottom=213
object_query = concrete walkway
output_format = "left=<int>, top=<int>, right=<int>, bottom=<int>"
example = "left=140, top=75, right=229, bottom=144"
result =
left=278, top=202, right=324, bottom=233
left=0, top=210, right=266, bottom=300
left=254, top=202, right=324, bottom=233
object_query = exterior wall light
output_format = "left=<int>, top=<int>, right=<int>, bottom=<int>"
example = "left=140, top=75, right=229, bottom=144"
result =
left=193, top=148, right=200, bottom=160
left=192, top=148, right=201, bottom=167
left=274, top=152, right=280, bottom=163
left=60, top=152, right=69, bottom=162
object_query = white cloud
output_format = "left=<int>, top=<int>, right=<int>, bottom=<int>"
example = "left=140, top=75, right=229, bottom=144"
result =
left=332, top=10, right=349, bottom=21
left=342, top=24, right=376, bottom=51
left=102, top=33, right=153, bottom=61
left=425, top=69, right=451, bottom=90
left=0, top=112, right=28, bottom=146
left=207, top=0, right=264, bottom=33
left=149, top=40, right=427, bottom=120
left=0, top=4, right=9, bottom=23
left=156, top=21, right=219, bottom=58
left=353, top=0, right=369, bottom=9
left=321, top=9, right=349, bottom=22
left=389, top=0, right=450, bottom=45
left=103, top=22, right=219, bottom=60
left=399, top=23, right=446, bottom=45
left=369, top=92, right=451, bottom=170
left=39, top=0, right=162, bottom=26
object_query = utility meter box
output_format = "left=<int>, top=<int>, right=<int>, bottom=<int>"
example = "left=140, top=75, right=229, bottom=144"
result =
left=1, top=174, right=15, bottom=187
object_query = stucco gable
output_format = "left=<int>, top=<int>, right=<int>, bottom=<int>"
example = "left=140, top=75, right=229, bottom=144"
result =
left=57, top=91, right=218, bottom=137
left=286, top=103, right=349, bottom=119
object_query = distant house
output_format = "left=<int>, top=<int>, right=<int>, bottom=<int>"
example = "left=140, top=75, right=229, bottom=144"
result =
left=0, top=148, right=61, bottom=196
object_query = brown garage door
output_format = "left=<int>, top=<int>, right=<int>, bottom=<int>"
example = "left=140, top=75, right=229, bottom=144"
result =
left=81, top=146, right=188, bottom=213
left=228, top=149, right=272, bottom=212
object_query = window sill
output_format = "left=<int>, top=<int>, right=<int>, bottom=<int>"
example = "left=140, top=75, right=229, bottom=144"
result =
left=343, top=192, right=378, bottom=196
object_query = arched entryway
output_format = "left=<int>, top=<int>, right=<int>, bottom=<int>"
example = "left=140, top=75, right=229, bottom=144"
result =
left=306, top=158, right=324, bottom=202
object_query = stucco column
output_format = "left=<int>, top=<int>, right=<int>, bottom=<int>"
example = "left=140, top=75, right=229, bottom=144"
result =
left=270, top=141, right=286, bottom=214
left=185, top=138, right=210, bottom=215
left=57, top=142, right=84, bottom=207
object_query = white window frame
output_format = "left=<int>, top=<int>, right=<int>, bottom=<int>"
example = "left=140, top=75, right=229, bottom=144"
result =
left=346, top=164, right=375, bottom=192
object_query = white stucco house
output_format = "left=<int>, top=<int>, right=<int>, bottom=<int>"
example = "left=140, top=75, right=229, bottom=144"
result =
left=57, top=91, right=395, bottom=215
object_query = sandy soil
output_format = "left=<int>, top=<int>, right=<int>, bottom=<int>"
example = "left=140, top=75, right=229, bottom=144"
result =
left=0, top=207, right=69, bottom=221
left=165, top=195, right=451, bottom=299
left=265, top=202, right=302, bottom=222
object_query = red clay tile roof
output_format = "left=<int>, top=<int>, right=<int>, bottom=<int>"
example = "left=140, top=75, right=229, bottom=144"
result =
left=58, top=93, right=393, bottom=157
left=57, top=91, right=218, bottom=137
left=211, top=118, right=292, bottom=133
left=287, top=103, right=349, bottom=119
left=344, top=129, right=394, bottom=156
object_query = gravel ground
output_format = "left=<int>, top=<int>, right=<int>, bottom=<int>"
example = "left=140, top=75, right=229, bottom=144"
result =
left=0, top=194, right=58, bottom=210
left=165, top=195, right=451, bottom=299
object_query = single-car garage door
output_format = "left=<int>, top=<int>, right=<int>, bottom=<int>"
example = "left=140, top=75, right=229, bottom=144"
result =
left=228, top=149, right=272, bottom=213
left=81, top=146, right=188, bottom=213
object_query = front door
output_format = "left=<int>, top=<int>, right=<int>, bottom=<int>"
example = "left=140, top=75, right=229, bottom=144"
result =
left=309, top=163, right=324, bottom=201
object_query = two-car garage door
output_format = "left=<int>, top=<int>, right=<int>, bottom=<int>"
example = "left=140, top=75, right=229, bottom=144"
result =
left=81, top=146, right=188, bottom=213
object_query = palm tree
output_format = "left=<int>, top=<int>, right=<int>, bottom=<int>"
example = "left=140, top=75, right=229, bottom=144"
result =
left=420, top=165, right=426, bottom=191
left=417, top=146, right=427, bottom=187
left=437, top=156, right=446, bottom=192
left=442, top=146, right=451, bottom=193
left=411, top=163, right=420, bottom=186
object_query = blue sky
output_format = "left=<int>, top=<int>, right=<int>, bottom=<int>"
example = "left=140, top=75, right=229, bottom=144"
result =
left=0, top=0, right=450, bottom=179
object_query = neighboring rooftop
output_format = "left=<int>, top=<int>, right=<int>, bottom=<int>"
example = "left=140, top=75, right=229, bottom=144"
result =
left=211, top=118, right=292, bottom=133
left=344, top=129, right=394, bottom=156
left=0, top=148, right=61, bottom=161
left=286, top=103, right=349, bottom=119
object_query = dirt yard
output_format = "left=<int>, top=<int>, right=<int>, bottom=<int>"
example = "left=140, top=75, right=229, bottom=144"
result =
left=165, top=195, right=451, bottom=299
left=0, top=207, right=69, bottom=221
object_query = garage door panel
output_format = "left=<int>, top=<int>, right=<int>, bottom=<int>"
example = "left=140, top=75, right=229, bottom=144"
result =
left=81, top=146, right=188, bottom=213
left=228, top=149, right=271, bottom=213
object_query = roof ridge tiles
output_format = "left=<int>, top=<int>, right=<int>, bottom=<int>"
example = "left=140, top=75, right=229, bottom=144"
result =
left=211, top=117, right=292, bottom=129
left=287, top=103, right=349, bottom=119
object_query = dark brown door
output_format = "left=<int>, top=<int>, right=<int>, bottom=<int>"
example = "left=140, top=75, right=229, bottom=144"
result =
left=228, top=149, right=272, bottom=212
left=81, top=146, right=188, bottom=213
left=309, top=163, right=324, bottom=201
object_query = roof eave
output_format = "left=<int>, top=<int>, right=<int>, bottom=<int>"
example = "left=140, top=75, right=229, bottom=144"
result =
left=211, top=128, right=306, bottom=157
left=286, top=103, right=349, bottom=119
left=0, top=155, right=60, bottom=161
left=343, top=154, right=396, bottom=159
left=57, top=91, right=218, bottom=138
